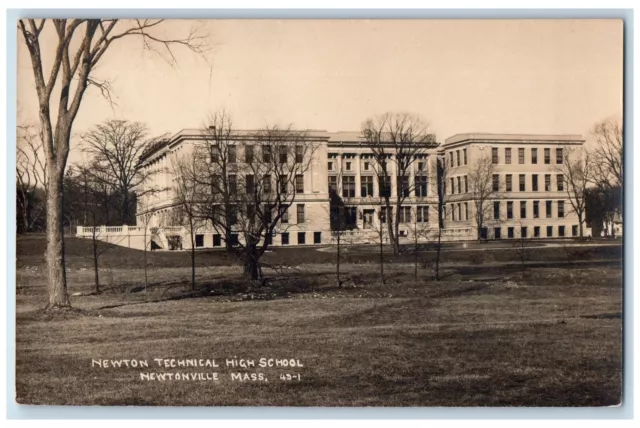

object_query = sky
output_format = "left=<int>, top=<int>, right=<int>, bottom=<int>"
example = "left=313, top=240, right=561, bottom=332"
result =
left=17, top=19, right=623, bottom=163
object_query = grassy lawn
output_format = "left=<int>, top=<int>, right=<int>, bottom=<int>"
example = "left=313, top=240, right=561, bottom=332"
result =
left=15, top=236, right=623, bottom=406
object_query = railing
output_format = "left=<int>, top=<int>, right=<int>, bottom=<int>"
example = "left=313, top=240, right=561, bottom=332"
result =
left=76, top=225, right=186, bottom=237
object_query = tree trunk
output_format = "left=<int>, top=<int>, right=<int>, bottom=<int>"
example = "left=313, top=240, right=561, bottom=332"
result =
left=21, top=197, right=29, bottom=234
left=384, top=197, right=397, bottom=255
left=435, top=227, right=442, bottom=281
left=143, top=226, right=148, bottom=292
left=45, top=168, right=70, bottom=309
left=379, top=227, right=385, bottom=285
left=123, top=192, right=130, bottom=225
left=336, top=233, right=341, bottom=288
left=578, top=213, right=584, bottom=238
left=92, top=228, right=100, bottom=294
left=190, top=219, right=196, bottom=291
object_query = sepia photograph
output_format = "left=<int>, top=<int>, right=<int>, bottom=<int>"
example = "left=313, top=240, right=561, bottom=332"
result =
left=14, top=17, right=624, bottom=407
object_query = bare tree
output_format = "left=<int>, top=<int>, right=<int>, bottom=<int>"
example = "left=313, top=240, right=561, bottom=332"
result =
left=19, top=19, right=207, bottom=309
left=591, top=118, right=623, bottom=237
left=171, top=155, right=203, bottom=291
left=81, top=120, right=157, bottom=225
left=176, top=111, right=319, bottom=281
left=556, top=148, right=593, bottom=239
left=361, top=112, right=437, bottom=255
left=434, top=155, right=449, bottom=280
left=468, top=153, right=498, bottom=242
left=326, top=167, right=353, bottom=288
left=16, top=124, right=48, bottom=233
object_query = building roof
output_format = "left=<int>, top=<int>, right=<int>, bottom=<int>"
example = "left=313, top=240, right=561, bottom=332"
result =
left=444, top=133, right=585, bottom=146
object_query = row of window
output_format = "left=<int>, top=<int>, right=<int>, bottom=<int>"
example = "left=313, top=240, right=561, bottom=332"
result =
left=328, top=159, right=428, bottom=173
left=491, top=173, right=564, bottom=193
left=195, top=231, right=323, bottom=247
left=329, top=175, right=429, bottom=198
left=487, top=225, right=579, bottom=239
left=447, top=200, right=567, bottom=222
left=220, top=174, right=305, bottom=195
left=491, top=147, right=564, bottom=165
left=448, top=148, right=469, bottom=167
left=210, top=144, right=305, bottom=164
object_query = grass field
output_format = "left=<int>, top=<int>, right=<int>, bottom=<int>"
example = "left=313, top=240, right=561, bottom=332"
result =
left=15, top=235, right=623, bottom=406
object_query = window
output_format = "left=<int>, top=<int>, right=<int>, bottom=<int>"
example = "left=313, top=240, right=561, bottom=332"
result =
left=506, top=174, right=513, bottom=192
left=380, top=207, right=392, bottom=223
left=533, top=200, right=540, bottom=218
left=546, top=201, right=552, bottom=218
left=297, top=232, right=306, bottom=245
left=507, top=201, right=513, bottom=219
left=229, top=206, right=238, bottom=225
left=519, top=174, right=526, bottom=192
left=280, top=206, right=288, bottom=223
left=558, top=225, right=565, bottom=237
left=210, top=146, right=220, bottom=163
left=265, top=234, right=273, bottom=245
left=246, top=204, right=256, bottom=220
left=547, top=226, right=553, bottom=237
left=399, top=176, right=410, bottom=197
left=556, top=148, right=563, bottom=164
left=328, top=176, right=338, bottom=193
left=463, top=149, right=468, bottom=165
left=456, top=150, right=461, bottom=166
left=520, top=227, right=527, bottom=239
left=464, top=176, right=469, bottom=193
left=417, top=161, right=424, bottom=171
left=557, top=174, right=564, bottom=191
left=228, top=175, right=237, bottom=195
left=281, top=233, right=289, bottom=245
left=458, top=203, right=462, bottom=222
left=263, top=146, right=272, bottom=163
left=279, top=146, right=287, bottom=163
left=417, top=206, right=429, bottom=223
left=361, top=175, right=374, bottom=197
left=245, top=145, right=254, bottom=163
left=492, top=147, right=499, bottom=164
left=345, top=161, right=352, bottom=171
left=228, top=146, right=237, bottom=163
left=230, top=234, right=239, bottom=246
left=508, top=227, right=514, bottom=239
left=263, top=175, right=272, bottom=194
left=518, top=148, right=525, bottom=164
left=544, top=174, right=551, bottom=191
left=492, top=174, right=500, bottom=192
left=451, top=204, right=456, bottom=222
left=245, top=174, right=255, bottom=194
left=572, top=225, right=578, bottom=237
left=297, top=204, right=305, bottom=224
left=457, top=177, right=462, bottom=195
left=464, top=202, right=469, bottom=220
left=558, top=200, right=565, bottom=218
left=295, top=175, right=304, bottom=193
left=532, top=174, right=538, bottom=192
left=493, top=201, right=500, bottom=220
left=379, top=175, right=391, bottom=197
left=415, top=175, right=428, bottom=197
left=494, top=227, right=501, bottom=239
left=314, top=232, right=322, bottom=244
left=295, top=145, right=303, bottom=163
left=213, top=234, right=221, bottom=247
left=279, top=175, right=288, bottom=194
left=520, top=201, right=527, bottom=219
left=531, top=148, right=538, bottom=164
left=399, top=206, right=411, bottom=223
left=505, top=148, right=512, bottom=164
left=345, top=207, right=357, bottom=226
left=544, top=148, right=551, bottom=164
left=534, top=226, right=540, bottom=238
left=195, top=234, right=204, bottom=248
left=449, top=152, right=454, bottom=167
left=263, top=204, right=272, bottom=223
left=364, top=161, right=370, bottom=171
left=450, top=178, right=455, bottom=194
left=342, top=176, right=355, bottom=197
left=363, top=209, right=375, bottom=226
left=328, top=161, right=334, bottom=171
